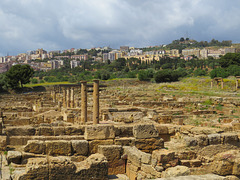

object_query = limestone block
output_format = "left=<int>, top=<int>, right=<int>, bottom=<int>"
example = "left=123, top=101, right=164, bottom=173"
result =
left=84, top=125, right=115, bottom=140
left=161, top=165, right=190, bottom=178
left=114, top=137, right=135, bottom=146
left=123, top=146, right=142, bottom=167
left=6, top=126, right=36, bottom=136
left=53, top=127, right=65, bottom=136
left=7, top=151, right=22, bottom=164
left=155, top=125, right=169, bottom=135
left=221, top=133, right=239, bottom=145
left=233, top=123, right=240, bottom=130
left=208, top=134, right=221, bottom=145
left=177, top=151, right=197, bottom=160
left=9, top=136, right=33, bottom=146
left=36, top=127, right=54, bottom=136
left=0, top=135, right=7, bottom=151
left=98, top=145, right=122, bottom=162
left=135, top=138, right=164, bottom=153
left=195, top=135, right=209, bottom=146
left=13, top=154, right=109, bottom=180
left=45, top=140, right=72, bottom=156
left=98, top=145, right=125, bottom=175
left=141, top=152, right=152, bottom=164
left=115, top=125, right=133, bottom=137
left=24, top=140, right=46, bottom=154
left=80, top=153, right=108, bottom=178
left=232, top=159, right=240, bottom=176
left=65, top=126, right=84, bottom=135
left=126, top=162, right=139, bottom=180
left=180, top=159, right=202, bottom=168
left=152, top=149, right=178, bottom=169
left=184, top=137, right=197, bottom=147
left=71, top=140, right=89, bottom=156
left=141, top=164, right=161, bottom=178
left=211, top=160, right=233, bottom=176
left=133, top=124, right=159, bottom=139
left=88, top=140, right=114, bottom=154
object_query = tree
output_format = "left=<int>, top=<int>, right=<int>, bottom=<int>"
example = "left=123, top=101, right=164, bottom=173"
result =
left=210, top=68, right=229, bottom=79
left=219, top=53, right=240, bottom=68
left=5, top=64, right=34, bottom=89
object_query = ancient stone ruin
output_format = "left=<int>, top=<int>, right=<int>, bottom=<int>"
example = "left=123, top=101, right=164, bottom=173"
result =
left=0, top=79, right=240, bottom=179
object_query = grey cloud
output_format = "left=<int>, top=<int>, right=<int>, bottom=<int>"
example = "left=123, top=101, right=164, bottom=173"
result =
left=0, top=0, right=240, bottom=55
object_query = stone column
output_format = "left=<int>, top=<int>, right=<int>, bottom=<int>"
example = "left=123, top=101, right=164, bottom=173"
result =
left=221, top=79, right=224, bottom=89
left=52, top=87, right=56, bottom=103
left=236, top=80, right=239, bottom=91
left=63, top=88, right=66, bottom=108
left=66, top=87, right=71, bottom=108
left=93, top=80, right=99, bottom=125
left=71, top=87, right=74, bottom=108
left=58, top=101, right=62, bottom=112
left=81, top=81, right=87, bottom=124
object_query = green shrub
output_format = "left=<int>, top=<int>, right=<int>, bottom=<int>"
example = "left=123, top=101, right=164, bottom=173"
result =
left=210, top=68, right=229, bottom=79
left=31, top=78, right=38, bottom=84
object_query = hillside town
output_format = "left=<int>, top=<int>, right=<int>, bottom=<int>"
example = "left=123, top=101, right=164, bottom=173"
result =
left=0, top=39, right=237, bottom=74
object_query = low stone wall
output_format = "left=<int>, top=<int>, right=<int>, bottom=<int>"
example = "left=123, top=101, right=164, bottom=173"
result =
left=14, top=154, right=108, bottom=180
left=183, top=133, right=239, bottom=147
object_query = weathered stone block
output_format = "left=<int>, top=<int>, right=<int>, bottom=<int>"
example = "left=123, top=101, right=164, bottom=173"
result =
left=184, top=137, right=197, bottom=147
left=133, top=124, right=159, bottom=139
left=141, top=152, right=152, bottom=164
left=53, top=127, right=65, bottom=136
left=17, top=154, right=108, bottom=180
left=141, top=164, right=161, bottom=178
left=115, top=125, right=133, bottom=137
left=114, top=137, right=135, bottom=146
left=233, top=159, right=240, bottom=176
left=9, top=136, right=33, bottom=146
left=196, top=135, right=209, bottom=146
left=0, top=135, right=7, bottom=151
left=221, top=133, right=239, bottom=145
left=180, top=159, right=202, bottom=167
left=135, top=138, right=164, bottom=153
left=98, top=145, right=122, bottom=162
left=126, top=162, right=139, bottom=180
left=161, top=165, right=190, bottom=178
left=98, top=145, right=124, bottom=175
left=88, top=140, right=114, bottom=154
left=24, top=140, right=46, bottom=154
left=211, top=160, right=233, bottom=176
left=84, top=125, right=115, bottom=140
left=155, top=125, right=169, bottom=135
left=45, top=140, right=72, bottom=156
left=36, top=127, right=54, bottom=136
left=152, top=149, right=178, bottom=168
left=7, top=151, right=22, bottom=164
left=208, top=134, right=221, bottom=145
left=65, top=126, right=84, bottom=135
left=71, top=140, right=89, bottom=156
left=123, top=146, right=142, bottom=167
left=6, top=126, right=36, bottom=136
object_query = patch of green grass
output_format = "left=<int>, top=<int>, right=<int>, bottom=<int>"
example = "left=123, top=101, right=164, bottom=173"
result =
left=24, top=81, right=75, bottom=87
left=202, top=99, right=213, bottom=105
left=9, top=164, right=15, bottom=175
left=216, top=104, right=223, bottom=111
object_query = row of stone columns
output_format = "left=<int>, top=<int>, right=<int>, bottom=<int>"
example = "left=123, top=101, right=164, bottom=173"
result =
left=51, top=80, right=100, bottom=125
left=211, top=78, right=224, bottom=89
left=211, top=77, right=240, bottom=90
left=236, top=76, right=240, bottom=91
left=81, top=80, right=99, bottom=125
left=52, top=86, right=75, bottom=108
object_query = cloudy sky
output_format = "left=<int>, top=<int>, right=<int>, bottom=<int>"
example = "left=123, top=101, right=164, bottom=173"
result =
left=0, top=0, right=240, bottom=56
